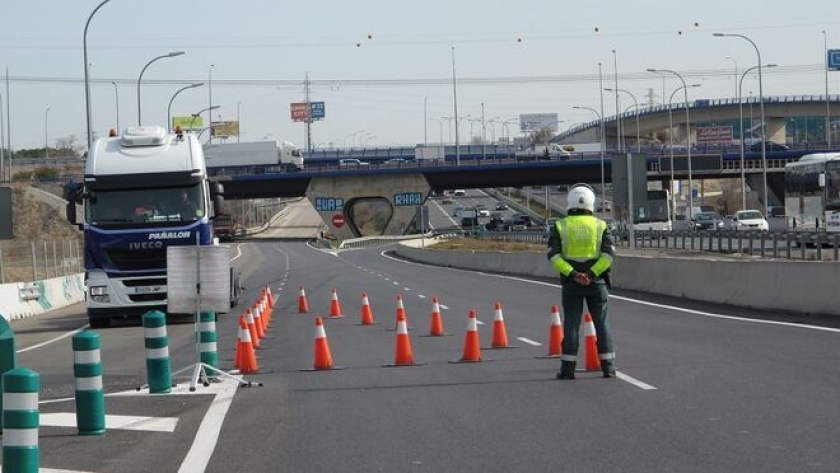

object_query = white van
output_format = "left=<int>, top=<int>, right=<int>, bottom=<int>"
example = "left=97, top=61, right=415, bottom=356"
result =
left=453, top=189, right=467, bottom=196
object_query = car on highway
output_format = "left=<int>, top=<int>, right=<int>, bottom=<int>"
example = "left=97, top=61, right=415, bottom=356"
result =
left=452, top=202, right=464, bottom=216
left=475, top=204, right=490, bottom=217
left=731, top=210, right=769, bottom=231
left=691, top=211, right=725, bottom=231
left=495, top=201, right=509, bottom=211
left=339, top=158, right=370, bottom=167
left=750, top=141, right=788, bottom=152
left=441, top=195, right=454, bottom=204
left=544, top=217, right=561, bottom=234
left=505, top=213, right=533, bottom=231
left=453, top=189, right=467, bottom=196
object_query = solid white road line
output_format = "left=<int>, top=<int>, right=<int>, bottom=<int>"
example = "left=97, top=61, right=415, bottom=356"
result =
left=40, top=413, right=178, bottom=432
left=17, top=326, right=87, bottom=354
left=178, top=377, right=240, bottom=473
left=616, top=371, right=657, bottom=390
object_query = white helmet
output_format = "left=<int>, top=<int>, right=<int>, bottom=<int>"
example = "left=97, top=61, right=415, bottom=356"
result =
left=567, top=183, right=595, bottom=212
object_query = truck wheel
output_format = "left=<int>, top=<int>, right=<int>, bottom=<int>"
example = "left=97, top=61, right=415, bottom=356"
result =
left=89, top=317, right=111, bottom=329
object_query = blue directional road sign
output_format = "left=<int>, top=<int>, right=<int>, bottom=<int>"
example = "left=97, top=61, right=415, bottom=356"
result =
left=829, top=49, right=840, bottom=70
left=310, top=102, right=326, bottom=120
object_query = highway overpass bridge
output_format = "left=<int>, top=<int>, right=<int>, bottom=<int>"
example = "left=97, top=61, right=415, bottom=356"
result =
left=556, top=94, right=840, bottom=149
left=213, top=146, right=838, bottom=239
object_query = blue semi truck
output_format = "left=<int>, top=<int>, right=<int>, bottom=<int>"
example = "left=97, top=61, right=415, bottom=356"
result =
left=66, top=126, right=240, bottom=327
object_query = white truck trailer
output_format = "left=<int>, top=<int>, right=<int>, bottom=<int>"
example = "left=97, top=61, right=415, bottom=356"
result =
left=204, top=140, right=303, bottom=173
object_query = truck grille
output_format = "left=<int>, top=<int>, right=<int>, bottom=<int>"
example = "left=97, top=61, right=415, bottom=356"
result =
left=105, top=249, right=167, bottom=271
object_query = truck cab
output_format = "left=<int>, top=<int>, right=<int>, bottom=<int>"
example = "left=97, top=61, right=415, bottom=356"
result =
left=67, top=126, right=239, bottom=327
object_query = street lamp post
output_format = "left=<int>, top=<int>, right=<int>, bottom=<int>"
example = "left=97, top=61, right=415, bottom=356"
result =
left=137, top=51, right=185, bottom=126
left=84, top=0, right=112, bottom=151
left=451, top=47, right=461, bottom=165
left=423, top=96, right=428, bottom=146
left=111, top=81, right=120, bottom=133
left=189, top=106, right=220, bottom=133
left=668, top=84, right=701, bottom=219
left=574, top=105, right=607, bottom=216
left=605, top=87, right=640, bottom=152
left=208, top=64, right=214, bottom=144
left=725, top=56, right=738, bottom=99
left=167, top=83, right=204, bottom=133
left=714, top=32, right=770, bottom=214
left=824, top=30, right=832, bottom=148
left=44, top=107, right=51, bottom=163
left=648, top=68, right=695, bottom=221
left=0, top=91, right=5, bottom=182
left=738, top=64, right=777, bottom=210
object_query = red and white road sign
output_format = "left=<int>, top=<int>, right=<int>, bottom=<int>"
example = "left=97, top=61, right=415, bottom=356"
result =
left=331, top=214, right=346, bottom=228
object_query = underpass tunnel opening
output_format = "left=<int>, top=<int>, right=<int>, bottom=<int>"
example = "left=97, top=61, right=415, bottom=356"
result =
left=345, top=197, right=393, bottom=237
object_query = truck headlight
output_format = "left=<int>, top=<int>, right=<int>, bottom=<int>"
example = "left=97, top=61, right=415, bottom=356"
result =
left=89, top=286, right=107, bottom=296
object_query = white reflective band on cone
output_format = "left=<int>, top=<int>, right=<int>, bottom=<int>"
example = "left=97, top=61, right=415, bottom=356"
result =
left=200, top=342, right=217, bottom=352
left=145, top=326, right=167, bottom=338
left=75, top=376, right=103, bottom=391
left=74, top=349, right=101, bottom=364
left=2, top=428, right=39, bottom=447
left=146, top=347, right=169, bottom=359
left=3, top=392, right=38, bottom=410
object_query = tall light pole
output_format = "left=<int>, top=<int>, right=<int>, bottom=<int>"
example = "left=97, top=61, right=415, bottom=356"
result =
left=738, top=64, right=777, bottom=210
left=648, top=68, right=695, bottom=220
left=423, top=96, right=428, bottom=146
left=137, top=51, right=185, bottom=126
left=0, top=91, right=5, bottom=182
left=167, top=83, right=204, bottom=133
left=189, top=106, right=220, bottom=133
left=208, top=64, right=214, bottom=144
left=612, top=50, right=622, bottom=152
left=83, top=0, right=112, bottom=151
left=574, top=105, right=606, bottom=215
left=668, top=84, right=701, bottom=218
left=598, top=62, right=606, bottom=211
left=111, top=81, right=120, bottom=133
left=824, top=30, right=832, bottom=148
left=725, top=56, right=738, bottom=99
left=44, top=106, right=51, bottom=162
left=451, top=47, right=460, bottom=165
left=605, top=87, right=640, bottom=152
left=237, top=101, right=242, bottom=143
left=714, top=32, right=770, bottom=213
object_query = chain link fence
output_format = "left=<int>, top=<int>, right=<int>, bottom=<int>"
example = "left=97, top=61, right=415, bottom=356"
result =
left=0, top=236, right=84, bottom=284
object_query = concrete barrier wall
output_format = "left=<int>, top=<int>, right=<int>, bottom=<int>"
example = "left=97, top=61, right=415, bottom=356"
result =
left=0, top=273, right=85, bottom=321
left=394, top=246, right=840, bottom=317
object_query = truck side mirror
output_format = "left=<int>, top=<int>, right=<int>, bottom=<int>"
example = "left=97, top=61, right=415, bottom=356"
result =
left=66, top=201, right=77, bottom=225
left=209, top=181, right=225, bottom=197
left=213, top=195, right=224, bottom=215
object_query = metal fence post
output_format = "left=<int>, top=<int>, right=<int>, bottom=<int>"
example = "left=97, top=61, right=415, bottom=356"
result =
left=834, top=234, right=839, bottom=262
left=772, top=233, right=778, bottom=259
left=816, top=233, right=823, bottom=260
left=800, top=234, right=807, bottom=260
left=786, top=233, right=792, bottom=259
left=52, top=239, right=58, bottom=279
left=30, top=241, right=37, bottom=281
left=43, top=241, right=48, bottom=279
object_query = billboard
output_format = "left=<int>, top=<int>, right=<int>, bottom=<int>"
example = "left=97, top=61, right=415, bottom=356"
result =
left=290, top=102, right=311, bottom=122
left=310, top=101, right=325, bottom=120
left=519, top=113, right=559, bottom=132
left=211, top=121, right=240, bottom=138
left=172, top=116, right=203, bottom=130
left=696, top=126, right=733, bottom=145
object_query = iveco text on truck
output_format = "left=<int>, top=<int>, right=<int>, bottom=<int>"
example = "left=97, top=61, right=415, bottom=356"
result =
left=65, top=126, right=240, bottom=327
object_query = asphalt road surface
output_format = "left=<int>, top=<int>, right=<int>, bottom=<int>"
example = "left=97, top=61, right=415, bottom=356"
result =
left=6, top=237, right=840, bottom=472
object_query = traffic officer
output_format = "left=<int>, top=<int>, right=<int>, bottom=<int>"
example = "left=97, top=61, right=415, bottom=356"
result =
left=546, top=183, right=616, bottom=379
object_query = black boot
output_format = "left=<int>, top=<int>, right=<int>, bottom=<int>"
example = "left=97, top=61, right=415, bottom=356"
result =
left=556, top=361, right=576, bottom=380
left=601, top=361, right=616, bottom=379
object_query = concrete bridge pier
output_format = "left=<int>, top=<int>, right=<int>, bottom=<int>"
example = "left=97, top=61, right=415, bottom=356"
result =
left=306, top=173, right=431, bottom=240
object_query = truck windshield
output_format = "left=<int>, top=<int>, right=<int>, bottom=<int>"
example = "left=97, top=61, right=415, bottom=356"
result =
left=86, top=185, right=205, bottom=225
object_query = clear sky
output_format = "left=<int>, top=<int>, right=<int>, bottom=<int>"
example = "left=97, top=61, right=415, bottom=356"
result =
left=1, top=0, right=838, bottom=151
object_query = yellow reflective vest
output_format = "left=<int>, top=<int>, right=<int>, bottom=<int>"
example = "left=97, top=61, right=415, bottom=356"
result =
left=549, top=215, right=613, bottom=278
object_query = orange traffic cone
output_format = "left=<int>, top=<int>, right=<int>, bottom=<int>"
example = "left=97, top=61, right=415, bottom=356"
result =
left=245, top=308, right=261, bottom=348
left=452, top=309, right=483, bottom=363
left=582, top=313, right=601, bottom=371
left=359, top=292, right=377, bottom=325
left=238, top=317, right=259, bottom=374
left=542, top=305, right=563, bottom=358
left=386, top=311, right=422, bottom=366
left=392, top=294, right=407, bottom=330
left=234, top=315, right=245, bottom=369
left=252, top=304, right=266, bottom=339
left=490, top=301, right=516, bottom=348
left=329, top=288, right=344, bottom=319
left=426, top=296, right=448, bottom=336
left=310, top=317, right=343, bottom=371
left=298, top=286, right=309, bottom=314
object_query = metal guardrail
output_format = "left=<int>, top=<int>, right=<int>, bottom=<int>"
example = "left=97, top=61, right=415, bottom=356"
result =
left=467, top=229, right=840, bottom=261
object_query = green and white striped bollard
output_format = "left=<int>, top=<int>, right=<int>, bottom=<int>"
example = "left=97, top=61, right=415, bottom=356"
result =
left=73, top=330, right=105, bottom=435
left=0, top=316, right=17, bottom=435
left=143, top=310, right=172, bottom=393
left=199, top=312, right=218, bottom=371
left=2, top=367, right=40, bottom=472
